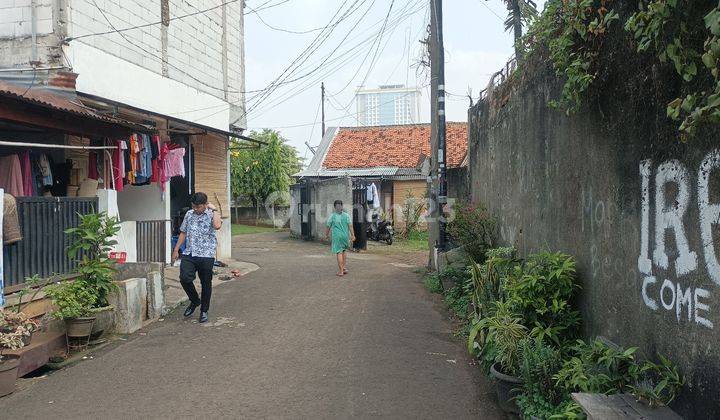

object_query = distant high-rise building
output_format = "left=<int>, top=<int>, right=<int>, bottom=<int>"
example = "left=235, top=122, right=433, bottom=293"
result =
left=355, top=85, right=421, bottom=126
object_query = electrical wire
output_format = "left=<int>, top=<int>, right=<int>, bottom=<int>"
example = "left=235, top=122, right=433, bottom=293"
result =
left=249, top=0, right=425, bottom=118
left=475, top=0, right=505, bottom=22
left=67, top=0, right=241, bottom=42
left=249, top=85, right=427, bottom=130
left=176, top=0, right=424, bottom=122
left=88, top=0, right=238, bottom=95
left=246, top=3, right=324, bottom=34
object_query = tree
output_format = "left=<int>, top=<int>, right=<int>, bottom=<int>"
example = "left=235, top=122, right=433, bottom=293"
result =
left=500, top=0, right=538, bottom=59
left=230, top=129, right=303, bottom=224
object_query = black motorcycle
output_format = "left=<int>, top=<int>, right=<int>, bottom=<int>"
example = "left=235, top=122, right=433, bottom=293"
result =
left=367, top=214, right=394, bottom=245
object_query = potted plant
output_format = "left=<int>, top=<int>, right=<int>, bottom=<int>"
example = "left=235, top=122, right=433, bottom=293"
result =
left=45, top=280, right=98, bottom=339
left=0, top=323, right=24, bottom=397
left=9, top=274, right=44, bottom=346
left=65, top=212, right=120, bottom=337
left=469, top=301, right=528, bottom=414
left=1, top=311, right=39, bottom=347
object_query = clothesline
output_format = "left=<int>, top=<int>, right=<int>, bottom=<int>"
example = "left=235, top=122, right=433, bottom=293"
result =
left=0, top=140, right=118, bottom=150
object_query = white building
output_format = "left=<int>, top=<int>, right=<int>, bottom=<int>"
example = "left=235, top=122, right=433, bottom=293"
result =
left=0, top=0, right=248, bottom=281
left=355, top=85, right=421, bottom=126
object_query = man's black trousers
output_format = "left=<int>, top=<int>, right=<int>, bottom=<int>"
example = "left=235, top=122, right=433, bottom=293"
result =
left=179, top=255, right=215, bottom=312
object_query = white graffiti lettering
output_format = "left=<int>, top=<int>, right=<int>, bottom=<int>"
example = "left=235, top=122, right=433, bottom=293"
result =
left=638, top=152, right=719, bottom=330
left=653, top=160, right=698, bottom=277
left=698, top=151, right=720, bottom=286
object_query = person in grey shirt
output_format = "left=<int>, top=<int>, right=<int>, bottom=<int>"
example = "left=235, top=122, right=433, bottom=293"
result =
left=172, top=192, right=222, bottom=323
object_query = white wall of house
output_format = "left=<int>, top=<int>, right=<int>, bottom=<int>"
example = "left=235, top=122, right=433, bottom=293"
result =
left=116, top=184, right=170, bottom=222
left=0, top=0, right=246, bottom=130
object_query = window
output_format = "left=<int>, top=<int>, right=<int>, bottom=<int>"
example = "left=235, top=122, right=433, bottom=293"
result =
left=366, top=94, right=379, bottom=126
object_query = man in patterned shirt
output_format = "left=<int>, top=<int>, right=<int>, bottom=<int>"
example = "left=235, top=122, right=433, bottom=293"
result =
left=172, top=192, right=222, bottom=323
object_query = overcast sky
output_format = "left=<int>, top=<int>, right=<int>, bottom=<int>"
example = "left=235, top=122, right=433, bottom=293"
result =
left=243, top=0, right=546, bottom=161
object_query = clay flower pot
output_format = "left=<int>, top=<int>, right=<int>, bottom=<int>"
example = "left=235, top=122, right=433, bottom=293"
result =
left=0, top=355, right=20, bottom=397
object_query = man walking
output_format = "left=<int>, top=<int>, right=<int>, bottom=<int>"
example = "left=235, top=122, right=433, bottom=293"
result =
left=172, top=192, right=222, bottom=323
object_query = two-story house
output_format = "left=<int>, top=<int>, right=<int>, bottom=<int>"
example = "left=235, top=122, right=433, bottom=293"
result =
left=0, top=0, right=249, bottom=296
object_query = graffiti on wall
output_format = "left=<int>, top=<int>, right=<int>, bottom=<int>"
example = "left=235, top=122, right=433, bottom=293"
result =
left=638, top=151, right=720, bottom=329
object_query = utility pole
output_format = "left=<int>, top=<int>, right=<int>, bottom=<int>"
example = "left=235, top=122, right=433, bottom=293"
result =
left=430, top=0, right=447, bottom=256
left=321, top=82, right=326, bottom=137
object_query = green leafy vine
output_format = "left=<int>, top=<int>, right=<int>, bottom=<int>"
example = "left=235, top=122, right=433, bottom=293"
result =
left=522, top=0, right=720, bottom=139
left=626, top=1, right=720, bottom=139
left=524, top=0, right=620, bottom=113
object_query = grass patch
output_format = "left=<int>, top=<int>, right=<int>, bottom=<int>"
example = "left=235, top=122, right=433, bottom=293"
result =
left=231, top=224, right=281, bottom=235
left=423, top=273, right=443, bottom=294
left=396, top=230, right=429, bottom=251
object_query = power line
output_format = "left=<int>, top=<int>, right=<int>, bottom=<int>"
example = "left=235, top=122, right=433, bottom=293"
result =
left=244, top=0, right=364, bottom=118
left=251, top=0, right=424, bottom=118
left=88, top=0, right=235, bottom=95
left=67, top=0, right=241, bottom=42
left=475, top=0, right=505, bottom=22
left=246, top=3, right=324, bottom=34
left=249, top=85, right=427, bottom=130
left=175, top=0, right=424, bottom=121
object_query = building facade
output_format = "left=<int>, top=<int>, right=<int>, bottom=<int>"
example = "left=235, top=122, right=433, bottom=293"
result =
left=0, top=0, right=248, bottom=297
left=355, top=85, right=420, bottom=126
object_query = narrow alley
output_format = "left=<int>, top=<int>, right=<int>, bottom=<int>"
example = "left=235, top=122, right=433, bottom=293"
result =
left=0, top=233, right=500, bottom=419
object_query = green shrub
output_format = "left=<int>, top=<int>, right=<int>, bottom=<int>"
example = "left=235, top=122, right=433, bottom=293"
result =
left=65, top=212, right=120, bottom=307
left=554, top=339, right=640, bottom=395
left=469, top=247, right=518, bottom=320
left=423, top=274, right=443, bottom=294
left=45, top=280, right=97, bottom=320
left=630, top=354, right=685, bottom=408
left=468, top=301, right=529, bottom=376
left=504, top=252, right=581, bottom=346
left=446, top=201, right=496, bottom=262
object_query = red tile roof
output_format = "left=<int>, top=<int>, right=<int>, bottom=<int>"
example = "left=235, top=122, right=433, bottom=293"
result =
left=322, top=122, right=467, bottom=169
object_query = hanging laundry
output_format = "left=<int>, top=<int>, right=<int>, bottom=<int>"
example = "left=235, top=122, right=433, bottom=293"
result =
left=165, top=147, right=186, bottom=178
left=113, top=140, right=125, bottom=193
left=38, top=154, right=53, bottom=186
left=20, top=152, right=35, bottom=196
left=0, top=155, right=24, bottom=197
left=135, top=134, right=153, bottom=184
left=157, top=139, right=169, bottom=191
left=88, top=151, right=100, bottom=180
left=3, top=193, right=23, bottom=245
left=151, top=136, right=159, bottom=183
left=127, top=134, right=139, bottom=184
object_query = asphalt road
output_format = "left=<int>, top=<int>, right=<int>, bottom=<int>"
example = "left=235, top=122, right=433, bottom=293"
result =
left=0, top=232, right=501, bottom=419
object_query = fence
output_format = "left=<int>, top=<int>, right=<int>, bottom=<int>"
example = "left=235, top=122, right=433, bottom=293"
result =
left=136, top=220, right=167, bottom=263
left=2, top=196, right=97, bottom=292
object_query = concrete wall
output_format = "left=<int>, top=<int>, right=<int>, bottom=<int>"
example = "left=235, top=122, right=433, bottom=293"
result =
left=289, top=186, right=301, bottom=237
left=447, top=167, right=469, bottom=201
left=0, top=0, right=64, bottom=68
left=469, top=57, right=720, bottom=417
left=311, top=177, right=352, bottom=240
left=291, top=178, right=353, bottom=241
left=117, top=184, right=169, bottom=222
left=231, top=205, right=290, bottom=227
